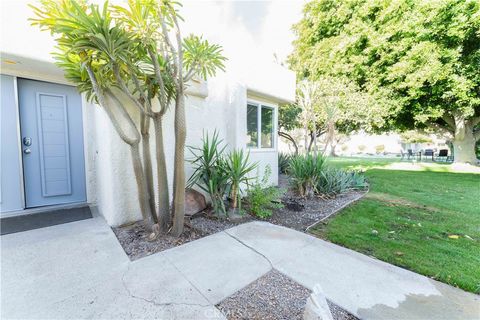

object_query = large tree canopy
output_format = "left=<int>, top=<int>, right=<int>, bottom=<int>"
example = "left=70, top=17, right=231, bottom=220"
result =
left=290, top=0, right=480, bottom=163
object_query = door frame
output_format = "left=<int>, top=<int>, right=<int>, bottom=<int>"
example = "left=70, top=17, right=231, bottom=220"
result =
left=2, top=75, right=88, bottom=217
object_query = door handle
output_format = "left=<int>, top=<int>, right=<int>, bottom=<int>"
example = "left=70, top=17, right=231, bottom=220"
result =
left=23, top=137, right=32, bottom=146
left=23, top=148, right=31, bottom=154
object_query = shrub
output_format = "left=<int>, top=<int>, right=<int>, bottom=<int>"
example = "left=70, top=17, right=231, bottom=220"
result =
left=375, top=144, right=385, bottom=154
left=317, top=168, right=368, bottom=196
left=188, top=131, right=229, bottom=216
left=188, top=131, right=258, bottom=216
left=358, top=144, right=366, bottom=153
left=246, top=166, right=284, bottom=219
left=278, top=152, right=291, bottom=174
left=224, top=149, right=257, bottom=211
left=288, top=153, right=326, bottom=197
left=349, top=171, right=369, bottom=189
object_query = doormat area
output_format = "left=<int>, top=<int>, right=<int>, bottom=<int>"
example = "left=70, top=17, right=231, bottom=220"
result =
left=216, top=270, right=358, bottom=320
left=0, top=205, right=92, bottom=235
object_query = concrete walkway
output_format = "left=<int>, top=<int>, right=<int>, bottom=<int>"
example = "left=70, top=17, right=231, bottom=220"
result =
left=1, top=218, right=479, bottom=319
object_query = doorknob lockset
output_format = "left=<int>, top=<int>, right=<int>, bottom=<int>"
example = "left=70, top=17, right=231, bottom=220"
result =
left=23, top=148, right=31, bottom=154
left=23, top=137, right=32, bottom=146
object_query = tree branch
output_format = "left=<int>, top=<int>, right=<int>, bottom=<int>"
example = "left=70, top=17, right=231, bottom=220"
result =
left=442, top=114, right=456, bottom=131
left=84, top=62, right=138, bottom=145
left=113, top=63, right=154, bottom=117
left=147, top=47, right=168, bottom=113
left=278, top=131, right=298, bottom=154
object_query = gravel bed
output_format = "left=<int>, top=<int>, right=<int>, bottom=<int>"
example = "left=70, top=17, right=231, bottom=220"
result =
left=216, top=270, right=358, bottom=320
left=113, top=213, right=251, bottom=260
left=112, top=222, right=208, bottom=260
left=267, top=191, right=364, bottom=231
left=190, top=214, right=253, bottom=234
left=113, top=174, right=365, bottom=260
left=216, top=270, right=310, bottom=320
left=267, top=174, right=365, bottom=231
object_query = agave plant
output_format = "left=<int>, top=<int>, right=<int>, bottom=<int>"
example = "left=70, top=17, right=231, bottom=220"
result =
left=224, top=149, right=258, bottom=212
left=187, top=131, right=229, bottom=216
left=288, top=154, right=326, bottom=197
left=317, top=168, right=369, bottom=196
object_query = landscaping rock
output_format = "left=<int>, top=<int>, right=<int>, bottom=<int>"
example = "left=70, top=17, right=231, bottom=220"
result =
left=185, top=188, right=207, bottom=216
left=304, top=284, right=334, bottom=320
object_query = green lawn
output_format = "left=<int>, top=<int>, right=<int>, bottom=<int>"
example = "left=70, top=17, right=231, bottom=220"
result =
left=310, top=157, right=480, bottom=293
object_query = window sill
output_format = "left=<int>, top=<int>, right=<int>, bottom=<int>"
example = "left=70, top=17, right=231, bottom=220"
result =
left=247, top=148, right=277, bottom=153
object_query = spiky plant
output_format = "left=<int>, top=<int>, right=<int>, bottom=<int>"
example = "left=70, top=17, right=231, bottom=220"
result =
left=224, top=149, right=257, bottom=212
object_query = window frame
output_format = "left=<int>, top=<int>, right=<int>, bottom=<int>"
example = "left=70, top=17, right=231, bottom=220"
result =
left=246, top=99, right=277, bottom=152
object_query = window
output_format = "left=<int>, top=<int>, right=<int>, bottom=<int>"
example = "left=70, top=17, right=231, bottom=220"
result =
left=246, top=102, right=274, bottom=149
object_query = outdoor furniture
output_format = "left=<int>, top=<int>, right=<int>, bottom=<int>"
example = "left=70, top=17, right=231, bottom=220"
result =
left=407, top=149, right=414, bottom=160
left=435, top=149, right=453, bottom=162
left=423, top=149, right=434, bottom=161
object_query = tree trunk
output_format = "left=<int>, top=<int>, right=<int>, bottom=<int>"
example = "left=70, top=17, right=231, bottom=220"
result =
left=140, top=114, right=157, bottom=224
left=304, top=122, right=309, bottom=154
left=452, top=130, right=477, bottom=163
left=130, top=143, right=155, bottom=226
left=312, top=122, right=318, bottom=158
left=171, top=94, right=187, bottom=236
left=230, top=185, right=238, bottom=209
left=153, top=116, right=171, bottom=232
left=452, top=114, right=478, bottom=164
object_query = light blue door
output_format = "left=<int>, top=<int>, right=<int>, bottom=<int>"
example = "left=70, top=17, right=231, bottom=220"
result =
left=18, top=79, right=86, bottom=208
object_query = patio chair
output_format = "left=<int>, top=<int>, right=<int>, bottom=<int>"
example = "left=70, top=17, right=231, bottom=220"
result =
left=407, top=149, right=414, bottom=160
left=435, top=149, right=450, bottom=162
left=423, top=149, right=434, bottom=161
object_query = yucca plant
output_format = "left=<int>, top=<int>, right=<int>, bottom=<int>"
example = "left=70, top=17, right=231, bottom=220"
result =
left=224, top=149, right=258, bottom=212
left=317, top=168, right=352, bottom=195
left=278, top=152, right=291, bottom=174
left=317, top=168, right=369, bottom=196
left=188, top=131, right=229, bottom=216
left=288, top=154, right=326, bottom=197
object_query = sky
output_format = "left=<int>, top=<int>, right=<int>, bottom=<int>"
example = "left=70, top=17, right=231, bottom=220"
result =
left=1, top=0, right=304, bottom=71
left=180, top=0, right=305, bottom=68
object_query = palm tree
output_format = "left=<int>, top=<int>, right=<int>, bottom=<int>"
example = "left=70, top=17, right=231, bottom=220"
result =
left=31, top=0, right=226, bottom=237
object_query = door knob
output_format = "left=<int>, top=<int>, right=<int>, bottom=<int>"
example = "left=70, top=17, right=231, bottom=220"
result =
left=23, top=137, right=32, bottom=146
left=23, top=148, right=31, bottom=154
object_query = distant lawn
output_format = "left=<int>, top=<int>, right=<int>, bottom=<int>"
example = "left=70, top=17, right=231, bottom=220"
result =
left=311, top=157, right=480, bottom=293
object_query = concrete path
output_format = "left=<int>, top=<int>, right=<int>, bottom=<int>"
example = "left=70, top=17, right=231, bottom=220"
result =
left=2, top=218, right=479, bottom=319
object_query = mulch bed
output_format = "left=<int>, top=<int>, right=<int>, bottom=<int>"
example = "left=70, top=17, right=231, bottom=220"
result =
left=113, top=174, right=366, bottom=260
left=216, top=270, right=358, bottom=320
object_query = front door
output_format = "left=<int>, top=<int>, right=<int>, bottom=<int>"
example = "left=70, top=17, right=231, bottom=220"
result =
left=18, top=78, right=86, bottom=208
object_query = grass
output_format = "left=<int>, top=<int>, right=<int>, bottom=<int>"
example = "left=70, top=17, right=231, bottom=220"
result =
left=310, top=157, right=480, bottom=293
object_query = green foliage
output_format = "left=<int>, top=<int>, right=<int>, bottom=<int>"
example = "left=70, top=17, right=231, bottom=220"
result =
left=246, top=166, right=285, bottom=219
left=224, top=149, right=258, bottom=210
left=317, top=168, right=368, bottom=196
left=30, top=0, right=226, bottom=104
left=188, top=131, right=258, bottom=216
left=188, top=131, right=229, bottom=216
left=400, top=131, right=433, bottom=144
left=183, top=35, right=227, bottom=80
left=278, top=103, right=302, bottom=132
left=290, top=0, right=480, bottom=132
left=278, top=152, right=292, bottom=174
left=288, top=154, right=327, bottom=197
